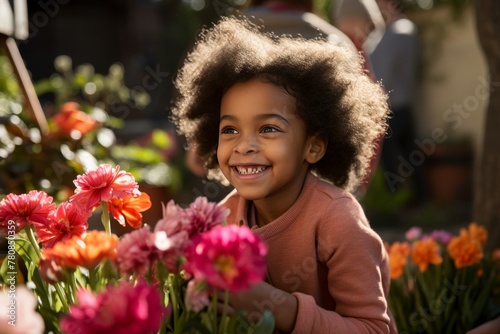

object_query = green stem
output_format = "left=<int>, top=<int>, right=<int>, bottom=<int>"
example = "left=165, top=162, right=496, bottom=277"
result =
left=101, top=201, right=111, bottom=235
left=212, top=290, right=218, bottom=333
left=68, top=271, right=78, bottom=304
left=54, top=282, right=70, bottom=312
left=26, top=224, right=42, bottom=259
left=220, top=289, right=229, bottom=334
left=168, top=274, right=179, bottom=333
left=26, top=225, right=70, bottom=311
left=89, top=266, right=97, bottom=291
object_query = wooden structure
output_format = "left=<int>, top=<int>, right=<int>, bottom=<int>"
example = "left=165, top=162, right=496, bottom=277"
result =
left=1, top=0, right=49, bottom=135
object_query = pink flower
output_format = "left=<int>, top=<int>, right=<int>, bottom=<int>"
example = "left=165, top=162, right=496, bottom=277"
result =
left=0, top=190, right=55, bottom=234
left=184, top=196, right=229, bottom=236
left=153, top=200, right=191, bottom=271
left=185, top=225, right=267, bottom=292
left=60, top=281, right=167, bottom=334
left=116, top=226, right=157, bottom=277
left=185, top=278, right=210, bottom=313
left=405, top=226, right=423, bottom=242
left=70, top=164, right=139, bottom=213
left=429, top=229, right=454, bottom=245
left=154, top=200, right=191, bottom=238
left=34, top=201, right=88, bottom=249
left=0, top=285, right=45, bottom=334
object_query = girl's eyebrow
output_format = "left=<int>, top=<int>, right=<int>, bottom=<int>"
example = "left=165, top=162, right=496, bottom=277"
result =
left=220, top=113, right=291, bottom=125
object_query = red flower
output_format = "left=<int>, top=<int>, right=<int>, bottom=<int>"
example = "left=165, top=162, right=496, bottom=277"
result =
left=34, top=201, right=88, bottom=249
left=52, top=102, right=97, bottom=138
left=0, top=190, right=55, bottom=234
left=70, top=164, right=139, bottom=212
left=108, top=192, right=152, bottom=229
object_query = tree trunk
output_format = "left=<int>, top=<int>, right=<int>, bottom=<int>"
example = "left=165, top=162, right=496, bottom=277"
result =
left=473, top=0, right=500, bottom=250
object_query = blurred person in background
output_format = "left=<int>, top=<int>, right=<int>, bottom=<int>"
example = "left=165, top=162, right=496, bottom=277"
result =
left=366, top=0, right=425, bottom=204
left=330, top=0, right=385, bottom=77
left=244, top=0, right=357, bottom=53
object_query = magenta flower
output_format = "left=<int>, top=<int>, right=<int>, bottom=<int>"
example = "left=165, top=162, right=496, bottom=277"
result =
left=116, top=226, right=157, bottom=277
left=70, top=164, right=140, bottom=213
left=60, top=281, right=168, bottom=334
left=34, top=201, right=88, bottom=249
left=184, top=196, right=229, bottom=236
left=0, top=190, right=55, bottom=234
left=185, top=225, right=267, bottom=292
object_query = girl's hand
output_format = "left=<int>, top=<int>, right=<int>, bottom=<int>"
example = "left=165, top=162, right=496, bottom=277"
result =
left=466, top=316, right=500, bottom=334
left=225, top=282, right=298, bottom=333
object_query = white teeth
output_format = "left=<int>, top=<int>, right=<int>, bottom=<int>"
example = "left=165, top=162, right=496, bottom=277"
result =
left=236, top=166, right=267, bottom=174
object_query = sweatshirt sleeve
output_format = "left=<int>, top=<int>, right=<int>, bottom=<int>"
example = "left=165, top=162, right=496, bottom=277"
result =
left=290, top=199, right=392, bottom=334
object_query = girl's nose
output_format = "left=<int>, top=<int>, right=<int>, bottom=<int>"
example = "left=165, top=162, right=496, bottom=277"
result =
left=234, top=135, right=259, bottom=155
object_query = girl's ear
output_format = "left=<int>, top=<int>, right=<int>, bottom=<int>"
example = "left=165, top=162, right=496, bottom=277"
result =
left=305, top=133, right=327, bottom=164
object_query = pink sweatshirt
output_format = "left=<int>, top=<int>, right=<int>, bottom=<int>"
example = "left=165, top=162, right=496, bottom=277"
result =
left=220, top=173, right=397, bottom=334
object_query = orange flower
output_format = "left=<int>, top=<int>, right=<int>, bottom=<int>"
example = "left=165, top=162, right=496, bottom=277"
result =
left=42, top=230, right=118, bottom=269
left=465, top=222, right=488, bottom=246
left=52, top=102, right=97, bottom=138
left=108, top=192, right=152, bottom=228
left=411, top=238, right=443, bottom=272
left=447, top=231, right=483, bottom=269
left=388, top=242, right=410, bottom=279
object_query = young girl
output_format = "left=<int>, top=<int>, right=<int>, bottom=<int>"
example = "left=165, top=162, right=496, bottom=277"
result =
left=171, top=17, right=396, bottom=334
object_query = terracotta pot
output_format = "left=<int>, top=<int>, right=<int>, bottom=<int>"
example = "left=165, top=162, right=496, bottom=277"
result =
left=425, top=144, right=473, bottom=205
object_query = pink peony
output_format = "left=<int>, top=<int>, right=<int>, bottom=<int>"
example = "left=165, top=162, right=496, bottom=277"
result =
left=0, top=190, right=55, bottom=234
left=184, top=196, right=229, bottom=236
left=185, top=225, right=267, bottom=292
left=60, top=281, right=168, bottom=334
left=116, top=226, right=157, bottom=277
left=185, top=278, right=210, bottom=313
left=34, top=201, right=88, bottom=249
left=70, top=164, right=140, bottom=213
left=0, top=285, right=45, bottom=334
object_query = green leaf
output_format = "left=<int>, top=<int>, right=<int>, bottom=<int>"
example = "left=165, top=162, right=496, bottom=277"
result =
left=152, top=129, right=172, bottom=149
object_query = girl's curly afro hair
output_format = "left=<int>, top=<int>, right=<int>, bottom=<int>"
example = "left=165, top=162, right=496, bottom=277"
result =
left=171, top=17, right=389, bottom=191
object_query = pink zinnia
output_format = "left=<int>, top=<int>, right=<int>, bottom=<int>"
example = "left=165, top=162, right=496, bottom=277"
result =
left=0, top=190, right=55, bottom=234
left=70, top=164, right=139, bottom=213
left=153, top=200, right=192, bottom=272
left=34, top=201, right=88, bottom=249
left=116, top=226, right=157, bottom=277
left=184, top=196, right=229, bottom=236
left=185, top=225, right=267, bottom=292
left=60, top=281, right=168, bottom=334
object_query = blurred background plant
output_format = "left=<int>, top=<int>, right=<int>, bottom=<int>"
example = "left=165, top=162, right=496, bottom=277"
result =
left=0, top=52, right=182, bottom=202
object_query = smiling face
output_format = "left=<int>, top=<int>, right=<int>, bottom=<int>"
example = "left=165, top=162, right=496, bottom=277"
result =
left=217, top=78, right=324, bottom=217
